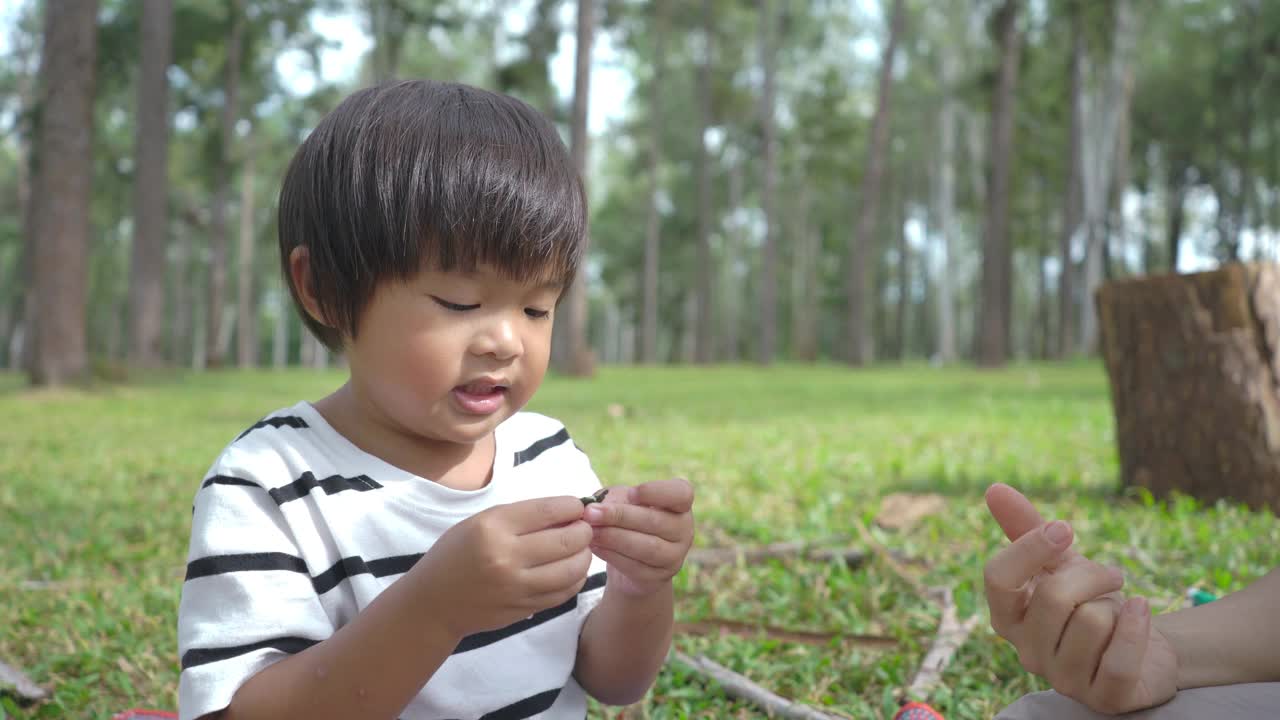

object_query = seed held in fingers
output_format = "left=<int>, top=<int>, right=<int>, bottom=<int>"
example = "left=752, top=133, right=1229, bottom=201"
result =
left=580, top=488, right=609, bottom=506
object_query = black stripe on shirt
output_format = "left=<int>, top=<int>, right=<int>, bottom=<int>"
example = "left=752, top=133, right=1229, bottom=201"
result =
left=201, top=474, right=261, bottom=490
left=269, top=471, right=383, bottom=504
left=452, top=571, right=607, bottom=655
left=480, top=688, right=561, bottom=720
left=181, top=635, right=319, bottom=670
left=311, top=553, right=422, bottom=594
left=513, top=428, right=571, bottom=467
left=236, top=415, right=309, bottom=441
left=185, top=552, right=309, bottom=582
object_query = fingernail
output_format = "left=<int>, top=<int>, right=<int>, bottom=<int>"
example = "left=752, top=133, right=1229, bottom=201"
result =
left=584, top=506, right=604, bottom=524
left=1127, top=597, right=1148, bottom=616
left=1044, top=521, right=1071, bottom=546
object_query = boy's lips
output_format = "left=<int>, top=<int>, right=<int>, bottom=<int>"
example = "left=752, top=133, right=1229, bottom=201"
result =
left=451, top=379, right=510, bottom=415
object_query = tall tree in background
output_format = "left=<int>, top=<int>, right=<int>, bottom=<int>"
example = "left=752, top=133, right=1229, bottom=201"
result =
left=756, top=0, right=778, bottom=364
left=1077, top=0, right=1136, bottom=354
left=236, top=129, right=257, bottom=368
left=560, top=0, right=595, bottom=376
left=206, top=0, right=244, bottom=368
left=128, top=0, right=173, bottom=368
left=1056, top=0, right=1083, bottom=358
left=29, top=0, right=99, bottom=385
left=693, top=0, right=715, bottom=364
left=845, top=0, right=905, bottom=365
left=976, top=0, right=1022, bottom=368
left=639, top=0, right=667, bottom=364
left=932, top=8, right=960, bottom=364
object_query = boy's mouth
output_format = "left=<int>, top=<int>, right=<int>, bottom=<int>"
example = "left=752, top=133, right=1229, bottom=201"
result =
left=451, top=379, right=510, bottom=415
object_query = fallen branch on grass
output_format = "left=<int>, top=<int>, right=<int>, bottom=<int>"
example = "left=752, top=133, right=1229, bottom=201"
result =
left=851, top=518, right=930, bottom=598
left=686, top=541, right=868, bottom=569
left=675, top=618, right=897, bottom=650
left=905, top=587, right=981, bottom=701
left=0, top=659, right=48, bottom=702
left=671, top=651, right=848, bottom=720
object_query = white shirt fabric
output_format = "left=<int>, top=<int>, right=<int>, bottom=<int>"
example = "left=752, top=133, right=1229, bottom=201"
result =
left=178, top=402, right=608, bottom=720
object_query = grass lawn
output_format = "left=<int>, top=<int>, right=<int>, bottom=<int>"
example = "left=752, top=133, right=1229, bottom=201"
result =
left=2, top=363, right=1277, bottom=719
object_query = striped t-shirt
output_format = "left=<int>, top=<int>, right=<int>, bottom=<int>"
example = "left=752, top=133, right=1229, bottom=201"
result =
left=178, top=402, right=608, bottom=720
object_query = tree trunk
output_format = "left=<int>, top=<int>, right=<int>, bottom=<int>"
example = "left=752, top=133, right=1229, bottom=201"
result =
left=1078, top=0, right=1136, bottom=355
left=894, top=194, right=909, bottom=361
left=721, top=159, right=744, bottom=362
left=640, top=0, right=667, bottom=365
left=4, top=29, right=37, bottom=371
left=693, top=0, right=715, bottom=364
left=1107, top=64, right=1135, bottom=280
left=933, top=39, right=959, bottom=365
left=29, top=0, right=98, bottom=386
left=206, top=0, right=244, bottom=369
left=1097, top=263, right=1280, bottom=514
left=755, top=0, right=779, bottom=365
left=236, top=133, right=257, bottom=368
left=1167, top=175, right=1187, bottom=273
left=127, top=0, right=173, bottom=369
left=976, top=0, right=1022, bottom=368
left=272, top=285, right=289, bottom=369
left=790, top=184, right=819, bottom=362
left=845, top=0, right=905, bottom=366
left=1057, top=4, right=1084, bottom=358
left=555, top=0, right=595, bottom=377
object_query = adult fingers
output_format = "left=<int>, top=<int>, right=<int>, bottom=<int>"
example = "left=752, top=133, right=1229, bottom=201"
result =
left=1022, top=561, right=1125, bottom=663
left=984, top=519, right=1076, bottom=630
left=1089, top=597, right=1153, bottom=714
left=1051, top=596, right=1123, bottom=699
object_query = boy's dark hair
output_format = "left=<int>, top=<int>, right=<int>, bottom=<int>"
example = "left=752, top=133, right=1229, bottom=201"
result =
left=278, top=80, right=587, bottom=350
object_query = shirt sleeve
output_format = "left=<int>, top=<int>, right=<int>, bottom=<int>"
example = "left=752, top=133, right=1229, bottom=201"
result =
left=177, top=458, right=335, bottom=720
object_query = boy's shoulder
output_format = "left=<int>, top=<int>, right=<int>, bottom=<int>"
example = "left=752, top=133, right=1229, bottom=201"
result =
left=202, top=402, right=326, bottom=490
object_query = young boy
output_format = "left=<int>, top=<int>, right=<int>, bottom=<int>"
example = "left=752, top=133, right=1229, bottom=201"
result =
left=983, top=483, right=1280, bottom=718
left=177, top=80, right=695, bottom=720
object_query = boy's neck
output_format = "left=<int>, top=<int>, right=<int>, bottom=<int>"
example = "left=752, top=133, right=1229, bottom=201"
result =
left=313, top=383, right=496, bottom=491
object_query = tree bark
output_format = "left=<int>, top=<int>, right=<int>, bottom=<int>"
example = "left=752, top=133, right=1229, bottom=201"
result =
left=29, top=0, right=98, bottom=386
left=236, top=132, right=257, bottom=368
left=640, top=0, right=667, bottom=365
left=756, top=0, right=778, bottom=365
left=128, top=0, right=173, bottom=369
left=557, top=0, right=595, bottom=376
left=845, top=0, right=905, bottom=365
left=1167, top=177, right=1187, bottom=274
left=894, top=192, right=909, bottom=361
left=1078, top=0, right=1137, bottom=355
left=206, top=0, right=244, bottom=369
left=1097, top=263, right=1280, bottom=514
left=1057, top=3, right=1084, bottom=358
left=790, top=184, right=819, bottom=362
left=694, top=0, right=715, bottom=365
left=933, top=35, right=959, bottom=365
left=976, top=0, right=1022, bottom=368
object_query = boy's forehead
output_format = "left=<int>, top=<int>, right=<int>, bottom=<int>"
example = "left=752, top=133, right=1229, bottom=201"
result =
left=422, top=264, right=566, bottom=291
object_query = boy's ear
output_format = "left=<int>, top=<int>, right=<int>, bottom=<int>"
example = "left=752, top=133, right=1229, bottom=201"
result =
left=288, top=245, right=331, bottom=327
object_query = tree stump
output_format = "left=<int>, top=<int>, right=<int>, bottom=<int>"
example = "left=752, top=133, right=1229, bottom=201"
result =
left=1096, top=263, right=1280, bottom=513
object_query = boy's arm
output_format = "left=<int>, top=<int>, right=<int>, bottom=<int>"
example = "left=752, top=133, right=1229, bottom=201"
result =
left=1155, top=566, right=1280, bottom=690
left=572, top=480, right=694, bottom=705
left=215, top=565, right=461, bottom=720
left=574, top=581, right=675, bottom=705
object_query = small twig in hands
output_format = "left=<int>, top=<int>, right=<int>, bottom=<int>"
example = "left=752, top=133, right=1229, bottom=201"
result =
left=671, top=651, right=849, bottom=720
left=905, top=586, right=980, bottom=701
left=0, top=658, right=48, bottom=702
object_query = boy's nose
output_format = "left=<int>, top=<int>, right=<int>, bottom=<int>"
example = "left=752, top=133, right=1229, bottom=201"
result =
left=472, top=315, right=523, bottom=360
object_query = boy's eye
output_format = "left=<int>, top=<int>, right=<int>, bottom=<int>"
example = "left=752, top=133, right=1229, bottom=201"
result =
left=430, top=296, right=479, bottom=312
left=525, top=308, right=551, bottom=319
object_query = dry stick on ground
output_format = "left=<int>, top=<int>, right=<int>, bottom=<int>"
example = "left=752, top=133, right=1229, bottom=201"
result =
left=905, top=586, right=981, bottom=699
left=0, top=659, right=48, bottom=702
left=671, top=651, right=850, bottom=720
left=686, top=541, right=869, bottom=569
left=676, top=618, right=897, bottom=649
left=851, top=518, right=930, bottom=598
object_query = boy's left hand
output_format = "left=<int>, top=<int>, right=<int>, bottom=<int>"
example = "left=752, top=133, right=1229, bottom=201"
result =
left=583, top=478, right=694, bottom=597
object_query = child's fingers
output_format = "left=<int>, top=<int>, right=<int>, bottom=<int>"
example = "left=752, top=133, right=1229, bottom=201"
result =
left=632, top=478, right=694, bottom=513
left=520, top=520, right=594, bottom=566
left=1090, top=597, right=1151, bottom=712
left=582, top=500, right=686, bottom=542
left=984, top=520, right=1075, bottom=629
left=1023, top=561, right=1125, bottom=662
left=503, top=496, right=588, bottom=535
left=590, top=526, right=684, bottom=570
left=521, top=546, right=594, bottom=597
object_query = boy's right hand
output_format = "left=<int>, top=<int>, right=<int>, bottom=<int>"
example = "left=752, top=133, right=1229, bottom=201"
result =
left=984, top=483, right=1179, bottom=715
left=415, top=496, right=594, bottom=638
